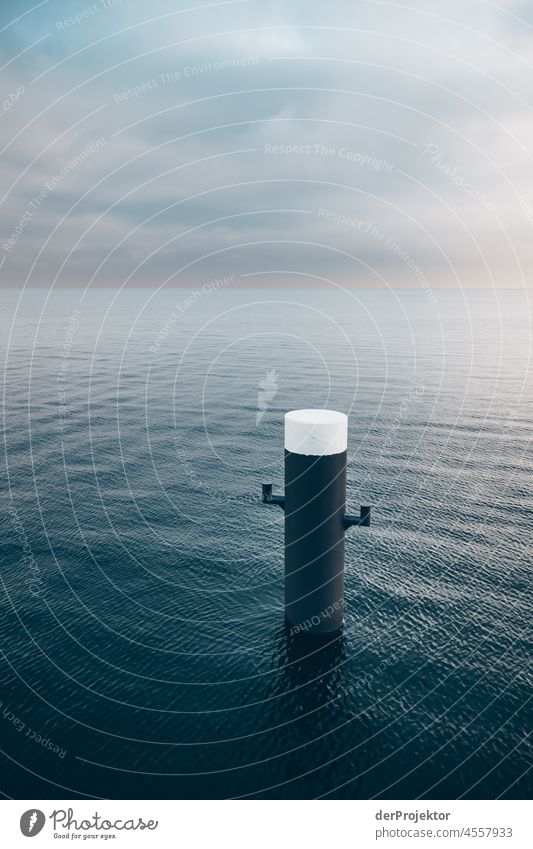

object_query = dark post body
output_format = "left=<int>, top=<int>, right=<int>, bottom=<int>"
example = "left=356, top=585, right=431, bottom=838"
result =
left=283, top=409, right=348, bottom=636
left=262, top=409, right=370, bottom=637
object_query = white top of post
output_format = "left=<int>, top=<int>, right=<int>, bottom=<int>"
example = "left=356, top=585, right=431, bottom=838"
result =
left=284, top=409, right=348, bottom=456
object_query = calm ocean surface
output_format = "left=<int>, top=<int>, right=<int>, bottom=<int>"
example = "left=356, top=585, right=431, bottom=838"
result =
left=1, top=286, right=531, bottom=799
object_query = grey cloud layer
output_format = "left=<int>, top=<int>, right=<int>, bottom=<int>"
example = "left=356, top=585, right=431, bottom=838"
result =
left=1, top=0, right=533, bottom=288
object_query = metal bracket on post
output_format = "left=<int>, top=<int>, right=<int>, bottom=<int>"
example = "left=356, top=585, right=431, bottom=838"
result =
left=344, top=505, right=371, bottom=530
left=262, top=483, right=285, bottom=510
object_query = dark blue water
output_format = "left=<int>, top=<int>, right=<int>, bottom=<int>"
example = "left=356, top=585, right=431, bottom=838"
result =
left=1, top=286, right=531, bottom=799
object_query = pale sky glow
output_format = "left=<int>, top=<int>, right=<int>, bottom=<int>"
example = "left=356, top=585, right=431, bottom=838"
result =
left=1, top=0, right=533, bottom=288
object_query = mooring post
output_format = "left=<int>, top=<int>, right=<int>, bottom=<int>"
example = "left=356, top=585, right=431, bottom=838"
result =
left=262, top=409, right=371, bottom=635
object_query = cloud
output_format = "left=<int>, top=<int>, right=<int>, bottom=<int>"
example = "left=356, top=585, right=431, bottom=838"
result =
left=1, top=0, right=532, bottom=289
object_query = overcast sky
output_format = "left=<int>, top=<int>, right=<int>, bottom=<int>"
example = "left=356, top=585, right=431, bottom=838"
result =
left=1, top=0, right=533, bottom=289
